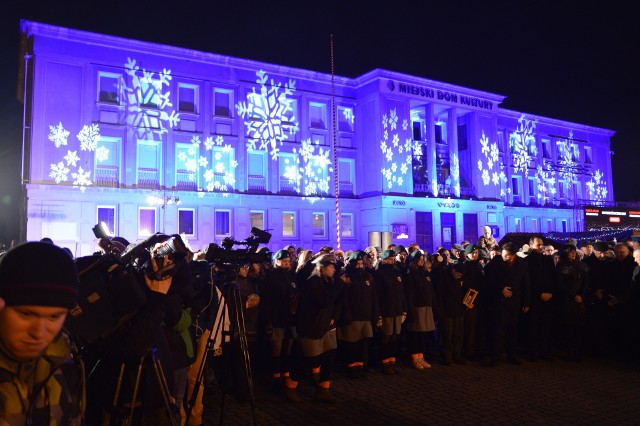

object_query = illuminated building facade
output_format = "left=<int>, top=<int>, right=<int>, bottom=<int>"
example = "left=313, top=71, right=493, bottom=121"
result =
left=18, top=21, right=615, bottom=255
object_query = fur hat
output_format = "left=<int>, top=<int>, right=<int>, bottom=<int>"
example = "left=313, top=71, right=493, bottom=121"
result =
left=0, top=242, right=79, bottom=308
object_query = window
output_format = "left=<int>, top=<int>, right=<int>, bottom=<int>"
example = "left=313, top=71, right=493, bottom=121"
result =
left=514, top=217, right=522, bottom=233
left=250, top=211, right=265, bottom=231
left=584, top=146, right=592, bottom=164
left=561, top=220, right=567, bottom=233
left=337, top=106, right=355, bottom=132
left=312, top=212, right=326, bottom=238
left=497, top=130, right=505, bottom=153
left=435, top=120, right=447, bottom=144
left=547, top=219, right=553, bottom=232
left=559, top=181, right=567, bottom=199
left=528, top=177, right=536, bottom=204
left=178, top=83, right=199, bottom=114
left=531, top=218, right=538, bottom=232
left=178, top=209, right=195, bottom=236
left=279, top=153, right=299, bottom=194
left=139, top=208, right=157, bottom=236
left=457, top=123, right=467, bottom=150
left=338, top=158, right=354, bottom=196
left=341, top=213, right=353, bottom=237
left=248, top=150, right=267, bottom=191
left=556, top=141, right=566, bottom=161
left=215, top=210, right=231, bottom=236
left=542, top=139, right=551, bottom=159
left=98, top=72, right=120, bottom=104
left=137, top=140, right=161, bottom=189
left=139, top=77, right=161, bottom=109
left=412, top=121, right=422, bottom=141
left=97, top=206, right=116, bottom=236
left=511, top=176, right=521, bottom=203
left=283, top=211, right=296, bottom=237
left=207, top=146, right=236, bottom=191
left=282, top=98, right=298, bottom=141
left=175, top=142, right=198, bottom=190
left=214, top=89, right=233, bottom=117
left=309, top=102, right=327, bottom=129
left=95, top=136, right=120, bottom=187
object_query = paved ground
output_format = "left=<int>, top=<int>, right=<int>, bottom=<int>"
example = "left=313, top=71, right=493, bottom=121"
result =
left=202, top=355, right=640, bottom=425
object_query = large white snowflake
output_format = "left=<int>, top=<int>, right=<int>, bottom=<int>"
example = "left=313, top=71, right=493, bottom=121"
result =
left=379, top=108, right=413, bottom=191
left=49, top=162, right=69, bottom=183
left=64, top=150, right=80, bottom=167
left=535, top=165, right=557, bottom=204
left=95, top=146, right=110, bottom=162
left=509, top=115, right=537, bottom=176
left=586, top=169, right=608, bottom=201
left=78, top=124, right=101, bottom=151
left=294, top=138, right=333, bottom=198
left=48, top=123, right=70, bottom=148
left=236, top=70, right=298, bottom=160
left=72, top=167, right=92, bottom=191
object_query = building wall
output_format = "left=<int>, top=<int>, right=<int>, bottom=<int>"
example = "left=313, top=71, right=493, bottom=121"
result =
left=20, top=21, right=615, bottom=255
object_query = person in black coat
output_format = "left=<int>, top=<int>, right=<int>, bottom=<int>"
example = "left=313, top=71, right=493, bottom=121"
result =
left=374, top=250, right=406, bottom=374
left=484, top=242, right=530, bottom=366
left=524, top=236, right=556, bottom=361
left=261, top=249, right=298, bottom=400
left=435, top=261, right=468, bottom=365
left=405, top=251, right=436, bottom=370
left=338, top=251, right=379, bottom=379
left=297, top=254, right=345, bottom=403
left=555, top=244, right=590, bottom=362
left=461, top=244, right=485, bottom=361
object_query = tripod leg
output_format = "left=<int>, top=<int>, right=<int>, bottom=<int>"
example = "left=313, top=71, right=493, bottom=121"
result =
left=150, top=349, right=178, bottom=426
left=124, top=354, right=146, bottom=426
left=102, top=363, right=126, bottom=426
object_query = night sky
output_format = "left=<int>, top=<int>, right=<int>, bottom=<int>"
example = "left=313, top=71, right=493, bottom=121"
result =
left=0, top=0, right=637, bottom=243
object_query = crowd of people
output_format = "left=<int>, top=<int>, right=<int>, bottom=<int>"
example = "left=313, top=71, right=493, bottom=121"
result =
left=0, top=225, right=639, bottom=425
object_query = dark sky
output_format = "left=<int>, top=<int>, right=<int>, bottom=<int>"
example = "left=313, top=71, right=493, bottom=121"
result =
left=0, top=0, right=638, bottom=241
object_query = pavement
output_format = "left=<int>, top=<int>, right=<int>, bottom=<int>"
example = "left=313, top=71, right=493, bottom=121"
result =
left=202, top=353, right=640, bottom=425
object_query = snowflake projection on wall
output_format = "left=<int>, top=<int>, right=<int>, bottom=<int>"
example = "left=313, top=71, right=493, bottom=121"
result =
left=535, top=164, right=556, bottom=204
left=48, top=123, right=70, bottom=148
left=379, top=108, right=417, bottom=190
left=509, top=114, right=537, bottom=176
left=123, top=58, right=180, bottom=133
left=556, top=131, right=580, bottom=183
left=236, top=70, right=298, bottom=160
left=95, top=146, right=110, bottom=162
left=47, top=122, right=100, bottom=190
left=188, top=135, right=237, bottom=192
left=78, top=124, right=101, bottom=151
left=294, top=138, right=333, bottom=200
left=343, top=107, right=355, bottom=131
left=476, top=130, right=506, bottom=188
left=450, top=153, right=460, bottom=197
left=585, top=169, right=608, bottom=201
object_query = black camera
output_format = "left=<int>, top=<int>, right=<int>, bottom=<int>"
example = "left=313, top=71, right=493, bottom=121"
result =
left=204, top=227, right=272, bottom=266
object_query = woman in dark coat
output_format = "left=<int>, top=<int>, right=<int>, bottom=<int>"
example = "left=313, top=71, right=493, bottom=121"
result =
left=296, top=254, right=345, bottom=403
left=555, top=244, right=590, bottom=362
left=338, top=251, right=379, bottom=378
left=405, top=251, right=436, bottom=370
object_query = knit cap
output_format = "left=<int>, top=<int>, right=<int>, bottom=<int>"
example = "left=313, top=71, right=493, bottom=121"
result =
left=0, top=242, right=79, bottom=308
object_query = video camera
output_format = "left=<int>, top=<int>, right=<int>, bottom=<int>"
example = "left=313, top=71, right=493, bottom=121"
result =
left=204, top=227, right=272, bottom=267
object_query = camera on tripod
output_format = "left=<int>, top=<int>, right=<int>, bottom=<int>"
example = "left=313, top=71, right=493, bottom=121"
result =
left=204, top=227, right=272, bottom=271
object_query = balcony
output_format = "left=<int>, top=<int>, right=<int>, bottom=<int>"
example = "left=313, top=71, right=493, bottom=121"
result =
left=95, top=165, right=119, bottom=188
left=339, top=180, right=354, bottom=197
left=176, top=169, right=197, bottom=191
left=279, top=176, right=298, bottom=195
left=137, top=168, right=159, bottom=190
left=248, top=174, right=266, bottom=193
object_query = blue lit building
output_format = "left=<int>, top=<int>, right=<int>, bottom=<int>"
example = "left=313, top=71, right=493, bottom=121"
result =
left=18, top=21, right=615, bottom=256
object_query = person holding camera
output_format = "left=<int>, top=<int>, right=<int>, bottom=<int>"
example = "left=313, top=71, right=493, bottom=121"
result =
left=0, top=242, right=83, bottom=425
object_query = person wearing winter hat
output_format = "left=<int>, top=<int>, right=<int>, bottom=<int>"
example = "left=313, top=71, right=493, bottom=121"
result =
left=0, top=241, right=83, bottom=424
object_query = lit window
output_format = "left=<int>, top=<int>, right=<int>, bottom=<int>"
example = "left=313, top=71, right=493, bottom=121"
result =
left=248, top=150, right=267, bottom=191
left=584, top=146, right=592, bottom=164
left=95, top=136, right=120, bottom=187
left=283, top=211, right=296, bottom=237
left=312, top=212, right=326, bottom=238
left=337, top=106, right=355, bottom=132
left=178, top=83, right=199, bottom=113
left=137, top=140, right=161, bottom=189
left=338, top=158, right=354, bottom=196
left=341, top=213, right=353, bottom=237
left=139, top=208, right=157, bottom=236
left=542, top=139, right=551, bottom=159
left=97, top=206, right=116, bottom=236
left=176, top=143, right=198, bottom=190
left=250, top=211, right=264, bottom=231
left=178, top=209, right=195, bottom=236
left=279, top=153, right=299, bottom=194
left=98, top=72, right=120, bottom=104
left=309, top=102, right=326, bottom=129
left=215, top=210, right=231, bottom=236
left=214, top=89, right=233, bottom=117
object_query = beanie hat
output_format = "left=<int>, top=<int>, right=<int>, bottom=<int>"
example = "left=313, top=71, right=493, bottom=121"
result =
left=464, top=244, right=478, bottom=255
left=274, top=249, right=290, bottom=260
left=592, top=241, right=609, bottom=252
left=380, top=249, right=395, bottom=260
left=0, top=242, right=79, bottom=308
left=393, top=245, right=407, bottom=255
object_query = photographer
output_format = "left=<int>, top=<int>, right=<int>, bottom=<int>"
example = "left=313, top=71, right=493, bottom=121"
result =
left=84, top=244, right=178, bottom=425
left=0, top=242, right=83, bottom=425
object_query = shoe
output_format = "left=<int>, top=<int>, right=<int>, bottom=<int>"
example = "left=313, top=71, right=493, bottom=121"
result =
left=316, top=386, right=336, bottom=404
left=411, top=357, right=425, bottom=370
left=283, top=386, right=301, bottom=402
left=506, top=357, right=522, bottom=366
left=420, top=357, right=432, bottom=369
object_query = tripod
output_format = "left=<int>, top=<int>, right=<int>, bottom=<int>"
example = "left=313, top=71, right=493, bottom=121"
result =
left=185, top=273, right=257, bottom=426
left=103, top=347, right=177, bottom=426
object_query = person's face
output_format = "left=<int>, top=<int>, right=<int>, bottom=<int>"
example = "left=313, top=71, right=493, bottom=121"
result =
left=466, top=250, right=478, bottom=261
left=288, top=248, right=296, bottom=261
left=250, top=262, right=261, bottom=274
left=321, top=263, right=336, bottom=279
left=633, top=249, right=640, bottom=265
left=530, top=238, right=544, bottom=254
left=614, top=245, right=630, bottom=262
left=417, top=256, right=425, bottom=267
left=276, top=258, right=291, bottom=270
left=396, top=252, right=407, bottom=263
left=502, top=250, right=516, bottom=264
left=594, top=250, right=606, bottom=260
left=355, top=259, right=364, bottom=269
left=0, top=306, right=67, bottom=360
left=566, top=249, right=577, bottom=262
left=483, top=227, right=492, bottom=238
left=581, top=245, right=593, bottom=256
left=424, top=259, right=433, bottom=272
left=451, top=249, right=460, bottom=258
left=543, top=246, right=555, bottom=256
left=383, top=256, right=395, bottom=265
left=335, top=253, right=344, bottom=263
left=441, top=250, right=451, bottom=260
left=369, top=251, right=378, bottom=261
